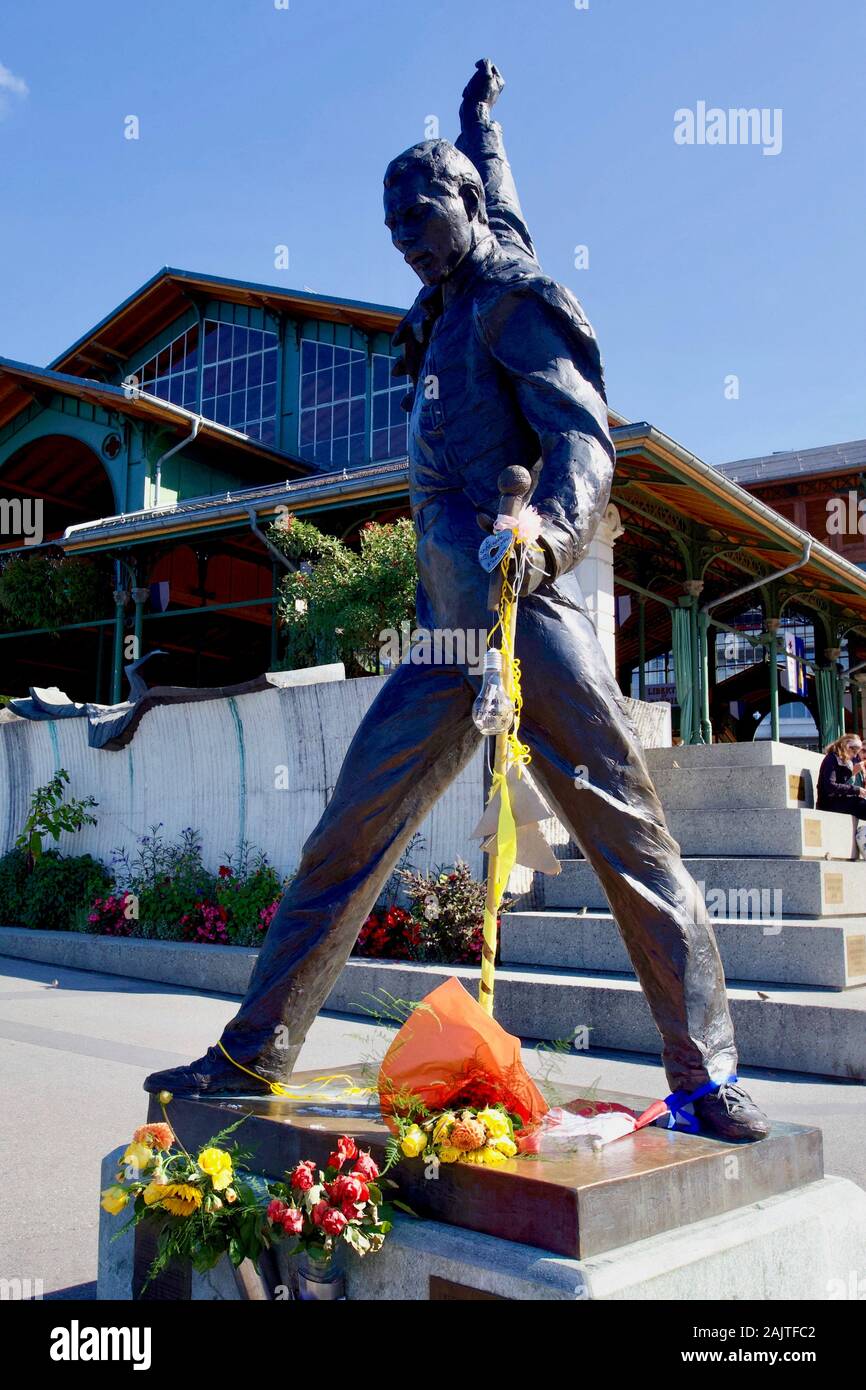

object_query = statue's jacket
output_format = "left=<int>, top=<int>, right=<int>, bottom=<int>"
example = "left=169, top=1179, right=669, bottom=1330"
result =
left=395, top=128, right=617, bottom=640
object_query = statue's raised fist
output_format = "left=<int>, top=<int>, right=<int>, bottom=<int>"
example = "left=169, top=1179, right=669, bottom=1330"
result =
left=462, top=58, right=504, bottom=110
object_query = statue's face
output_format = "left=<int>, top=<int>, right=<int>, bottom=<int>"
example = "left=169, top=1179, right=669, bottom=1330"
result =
left=384, top=167, right=474, bottom=286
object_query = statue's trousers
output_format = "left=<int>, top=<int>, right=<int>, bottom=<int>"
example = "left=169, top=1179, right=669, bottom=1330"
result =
left=218, top=591, right=737, bottom=1092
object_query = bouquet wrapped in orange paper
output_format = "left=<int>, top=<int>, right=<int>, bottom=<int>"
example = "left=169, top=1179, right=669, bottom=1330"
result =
left=378, top=977, right=548, bottom=1133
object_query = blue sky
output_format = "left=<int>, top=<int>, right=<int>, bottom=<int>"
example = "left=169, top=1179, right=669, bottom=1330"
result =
left=0, top=0, right=863, bottom=465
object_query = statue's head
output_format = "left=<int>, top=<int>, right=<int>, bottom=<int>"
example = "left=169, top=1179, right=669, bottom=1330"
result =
left=384, top=140, right=488, bottom=286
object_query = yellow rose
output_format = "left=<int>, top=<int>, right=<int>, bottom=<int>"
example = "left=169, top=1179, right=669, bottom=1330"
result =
left=197, top=1147, right=233, bottom=1190
left=100, top=1185, right=129, bottom=1215
left=489, top=1136, right=518, bottom=1158
left=476, top=1107, right=510, bottom=1140
left=400, top=1124, right=427, bottom=1158
left=122, top=1141, right=153, bottom=1176
left=436, top=1145, right=461, bottom=1164
left=481, top=1146, right=508, bottom=1165
left=432, top=1112, right=456, bottom=1145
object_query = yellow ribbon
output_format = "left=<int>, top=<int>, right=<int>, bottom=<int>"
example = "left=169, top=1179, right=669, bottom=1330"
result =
left=216, top=1041, right=373, bottom=1101
left=478, top=549, right=532, bottom=1014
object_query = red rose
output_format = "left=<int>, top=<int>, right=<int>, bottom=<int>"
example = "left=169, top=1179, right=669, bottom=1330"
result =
left=311, top=1200, right=330, bottom=1227
left=337, top=1136, right=357, bottom=1161
left=267, top=1198, right=289, bottom=1225
left=281, top=1206, right=304, bottom=1235
left=321, top=1208, right=347, bottom=1236
left=290, top=1163, right=315, bottom=1191
left=327, top=1151, right=345, bottom=1171
left=341, top=1200, right=363, bottom=1221
left=352, top=1152, right=379, bottom=1182
left=330, top=1174, right=365, bottom=1204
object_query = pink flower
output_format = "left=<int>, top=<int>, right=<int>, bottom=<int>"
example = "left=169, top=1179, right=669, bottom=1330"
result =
left=267, top=1198, right=289, bottom=1225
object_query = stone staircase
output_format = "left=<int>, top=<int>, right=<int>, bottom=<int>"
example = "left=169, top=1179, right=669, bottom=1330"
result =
left=328, top=741, right=866, bottom=1079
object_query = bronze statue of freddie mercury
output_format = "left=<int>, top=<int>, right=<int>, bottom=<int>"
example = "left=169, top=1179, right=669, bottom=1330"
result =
left=146, top=61, right=769, bottom=1143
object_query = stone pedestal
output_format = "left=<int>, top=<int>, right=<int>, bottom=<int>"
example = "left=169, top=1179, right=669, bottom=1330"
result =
left=96, top=1066, right=866, bottom=1301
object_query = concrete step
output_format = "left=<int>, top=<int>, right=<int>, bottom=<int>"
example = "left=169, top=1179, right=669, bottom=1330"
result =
left=501, top=911, right=866, bottom=990
left=667, top=808, right=856, bottom=858
left=325, top=958, right=866, bottom=1080
left=558, top=807, right=856, bottom=860
left=645, top=740, right=825, bottom=774
left=652, top=764, right=815, bottom=812
left=543, top=856, right=866, bottom=917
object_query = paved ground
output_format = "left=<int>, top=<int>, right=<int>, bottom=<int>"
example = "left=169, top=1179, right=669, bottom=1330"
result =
left=1, top=954, right=864, bottom=1299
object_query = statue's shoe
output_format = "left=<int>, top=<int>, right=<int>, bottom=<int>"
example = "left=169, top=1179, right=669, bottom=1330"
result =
left=693, top=1082, right=771, bottom=1142
left=143, top=1046, right=272, bottom=1096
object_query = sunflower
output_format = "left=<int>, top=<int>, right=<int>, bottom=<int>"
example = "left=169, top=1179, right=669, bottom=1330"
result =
left=143, top=1181, right=203, bottom=1216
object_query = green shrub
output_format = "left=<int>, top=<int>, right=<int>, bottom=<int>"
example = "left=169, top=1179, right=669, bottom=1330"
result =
left=0, top=849, right=28, bottom=924
left=19, top=851, right=112, bottom=932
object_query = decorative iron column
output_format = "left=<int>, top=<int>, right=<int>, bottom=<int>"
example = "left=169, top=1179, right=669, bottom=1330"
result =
left=683, top=579, right=705, bottom=743
left=766, top=617, right=781, bottom=742
left=110, top=585, right=129, bottom=704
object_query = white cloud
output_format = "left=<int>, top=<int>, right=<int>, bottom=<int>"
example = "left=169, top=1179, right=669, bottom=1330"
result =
left=0, top=61, right=29, bottom=118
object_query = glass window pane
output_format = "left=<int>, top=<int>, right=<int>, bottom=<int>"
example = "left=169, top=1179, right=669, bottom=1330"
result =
left=333, top=362, right=350, bottom=400
left=183, top=372, right=198, bottom=407
left=371, top=428, right=387, bottom=460
left=260, top=418, right=276, bottom=446
left=263, top=349, right=278, bottom=384
left=317, top=370, right=333, bottom=405
left=215, top=395, right=231, bottom=424
left=350, top=399, right=365, bottom=435
left=262, top=381, right=276, bottom=417
left=247, top=353, right=262, bottom=388
left=301, top=373, right=316, bottom=409
left=349, top=433, right=365, bottom=463
left=373, top=394, right=387, bottom=429
left=232, top=357, right=248, bottom=393
left=331, top=435, right=348, bottom=464
left=203, top=322, right=218, bottom=364
left=231, top=391, right=246, bottom=427
left=246, top=386, right=262, bottom=421
left=350, top=359, right=366, bottom=397
left=156, top=347, right=171, bottom=377
left=233, top=326, right=249, bottom=357
left=372, top=355, right=387, bottom=392
left=316, top=407, right=331, bottom=444
left=203, top=366, right=216, bottom=397
left=300, top=412, right=314, bottom=447
left=202, top=395, right=215, bottom=418
left=301, top=340, right=316, bottom=373
left=217, top=323, right=233, bottom=358
left=248, top=328, right=263, bottom=354
left=332, top=400, right=349, bottom=439
left=333, top=345, right=350, bottom=366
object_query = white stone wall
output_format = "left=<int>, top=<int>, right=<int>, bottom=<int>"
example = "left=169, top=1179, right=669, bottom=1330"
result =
left=0, top=676, right=484, bottom=880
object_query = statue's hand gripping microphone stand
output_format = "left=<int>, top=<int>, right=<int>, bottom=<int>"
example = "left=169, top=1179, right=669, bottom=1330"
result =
left=473, top=465, right=534, bottom=1016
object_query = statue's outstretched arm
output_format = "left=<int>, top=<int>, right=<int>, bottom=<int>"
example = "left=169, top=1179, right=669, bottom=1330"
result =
left=456, top=59, right=537, bottom=263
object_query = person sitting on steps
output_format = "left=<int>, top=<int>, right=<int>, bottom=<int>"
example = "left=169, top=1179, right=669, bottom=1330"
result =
left=816, top=733, right=866, bottom=860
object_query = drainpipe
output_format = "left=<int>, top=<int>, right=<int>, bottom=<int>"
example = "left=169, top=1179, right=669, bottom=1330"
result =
left=153, top=416, right=201, bottom=507
left=247, top=509, right=296, bottom=571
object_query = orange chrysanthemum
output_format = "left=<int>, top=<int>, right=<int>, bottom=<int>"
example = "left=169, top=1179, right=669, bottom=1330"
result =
left=133, top=1123, right=175, bottom=1150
